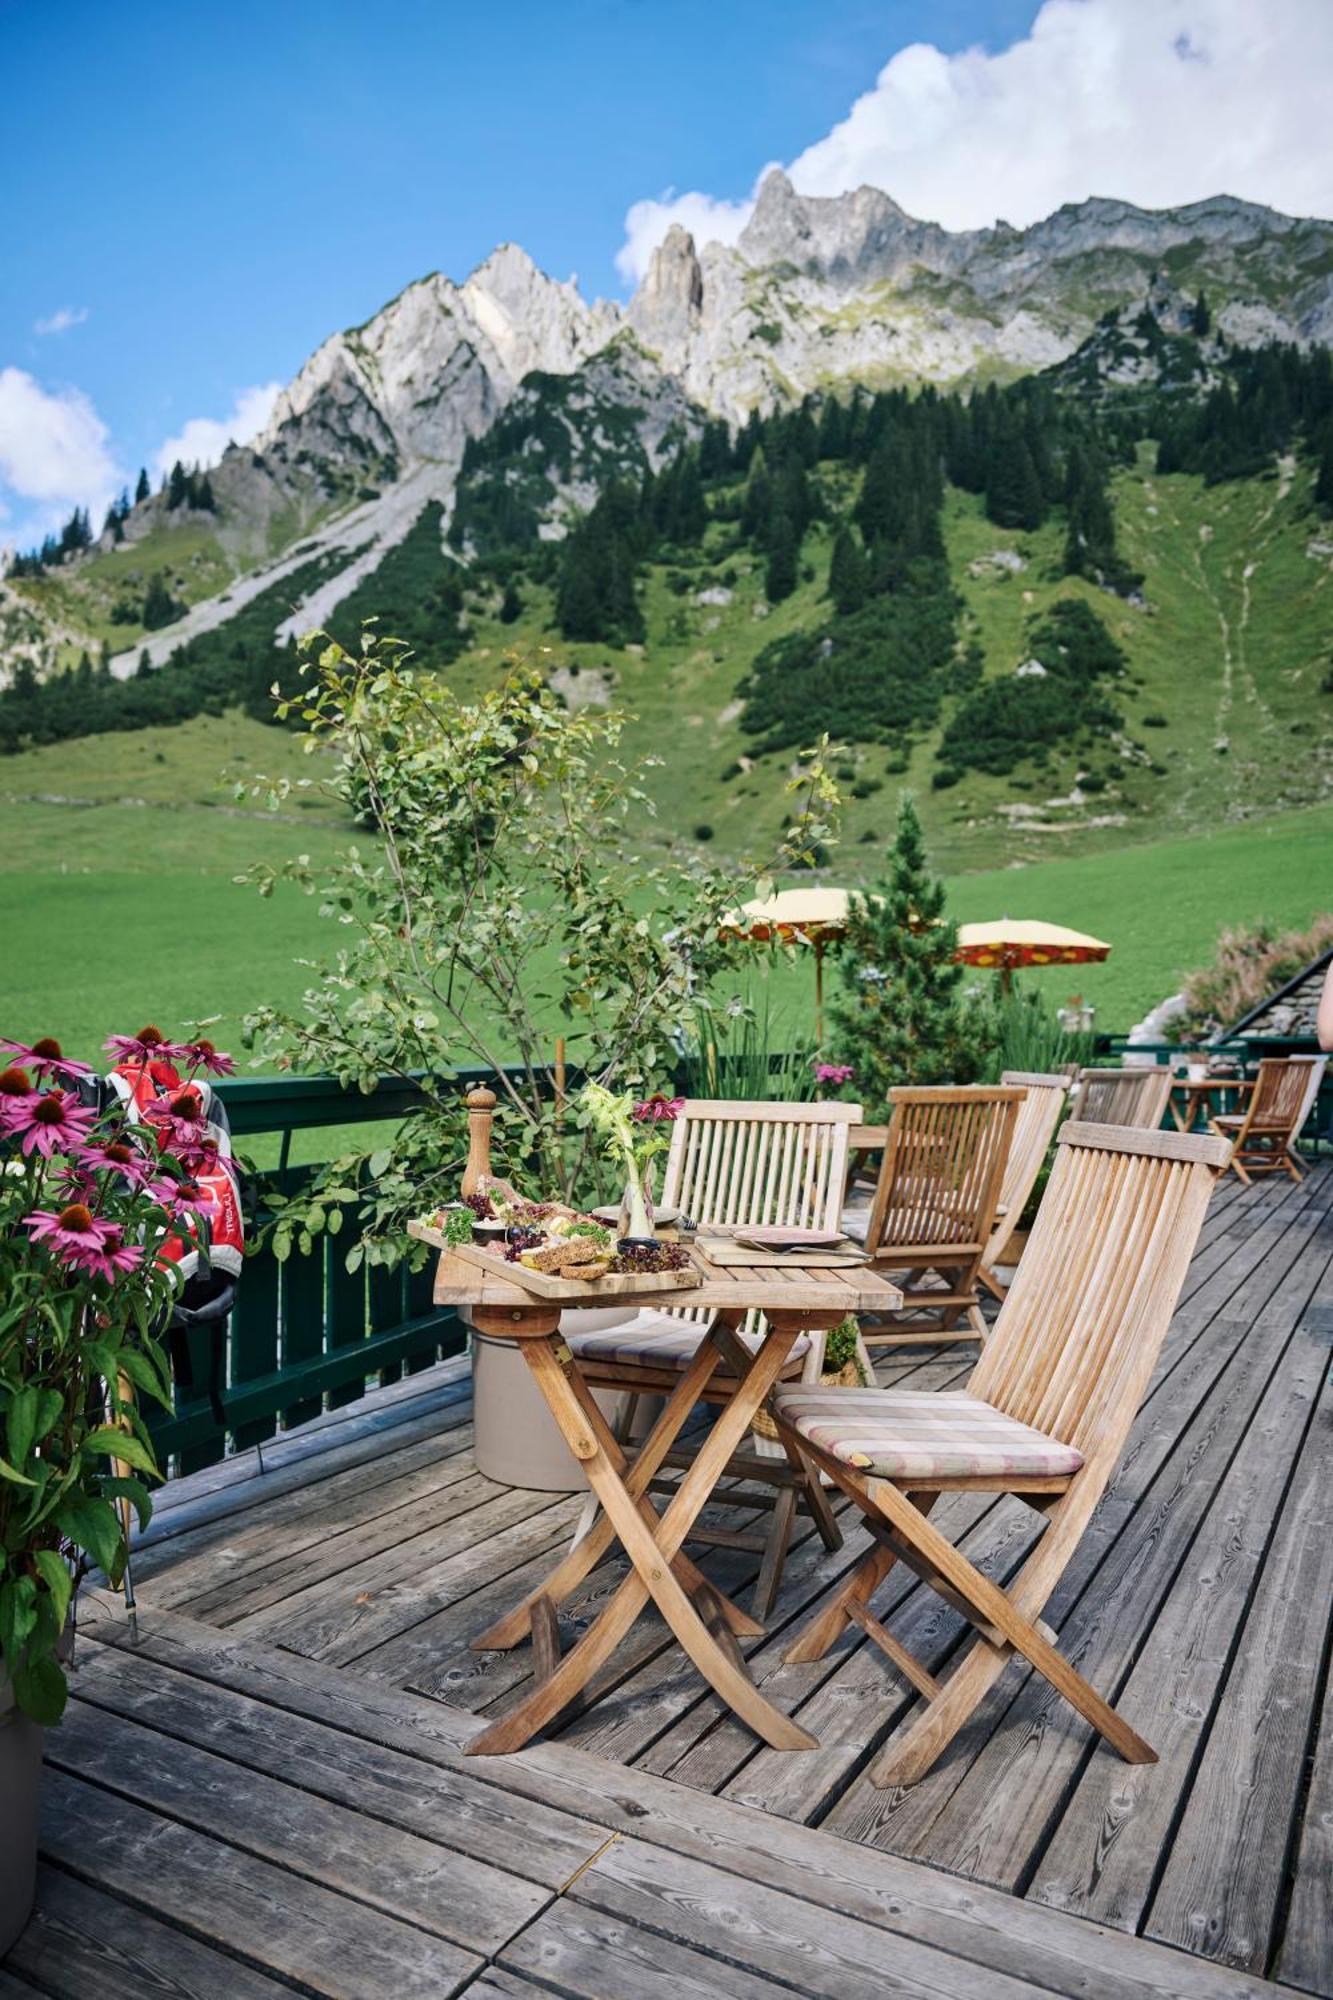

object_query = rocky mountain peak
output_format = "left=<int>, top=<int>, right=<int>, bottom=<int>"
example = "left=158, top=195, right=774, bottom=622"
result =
left=627, top=224, right=704, bottom=354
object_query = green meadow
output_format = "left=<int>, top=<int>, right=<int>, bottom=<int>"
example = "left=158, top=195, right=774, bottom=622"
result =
left=3, top=704, right=1328, bottom=1065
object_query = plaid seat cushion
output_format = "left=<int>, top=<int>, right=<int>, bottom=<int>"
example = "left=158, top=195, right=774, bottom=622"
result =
left=771, top=1386, right=1083, bottom=1481
left=567, top=1309, right=810, bottom=1369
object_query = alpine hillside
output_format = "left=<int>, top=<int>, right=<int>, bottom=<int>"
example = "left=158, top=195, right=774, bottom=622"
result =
left=4, top=170, right=1333, bottom=874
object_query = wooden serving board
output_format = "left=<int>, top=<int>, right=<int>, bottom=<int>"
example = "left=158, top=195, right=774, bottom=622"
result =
left=408, top=1221, right=702, bottom=1300
left=698, top=1233, right=868, bottom=1269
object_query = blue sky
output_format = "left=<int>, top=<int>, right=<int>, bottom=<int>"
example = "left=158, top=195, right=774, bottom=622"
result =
left=3, top=0, right=1330, bottom=549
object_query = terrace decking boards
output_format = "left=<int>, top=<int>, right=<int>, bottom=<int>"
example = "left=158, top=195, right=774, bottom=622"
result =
left=9, top=1162, right=1330, bottom=1997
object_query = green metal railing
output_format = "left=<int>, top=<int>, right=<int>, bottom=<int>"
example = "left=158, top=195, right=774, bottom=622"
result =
left=152, top=1071, right=465, bottom=1472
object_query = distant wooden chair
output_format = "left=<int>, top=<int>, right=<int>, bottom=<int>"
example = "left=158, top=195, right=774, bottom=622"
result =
left=849, top=1086, right=1024, bottom=1348
left=1070, top=1065, right=1172, bottom=1130
left=977, top=1070, right=1072, bottom=1300
left=1211, top=1054, right=1328, bottom=1183
left=566, top=1098, right=861, bottom=1616
left=772, top=1120, right=1228, bottom=1787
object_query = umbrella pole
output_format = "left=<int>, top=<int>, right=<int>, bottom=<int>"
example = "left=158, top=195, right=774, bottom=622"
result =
left=815, top=944, right=825, bottom=1052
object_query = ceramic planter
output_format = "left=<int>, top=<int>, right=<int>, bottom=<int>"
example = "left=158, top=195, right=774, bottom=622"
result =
left=471, top=1306, right=647, bottom=1491
left=0, top=1669, right=43, bottom=1957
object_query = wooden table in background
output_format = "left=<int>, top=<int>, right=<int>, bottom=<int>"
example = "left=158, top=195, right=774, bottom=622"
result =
left=1169, top=1075, right=1251, bottom=1133
left=430, top=1241, right=902, bottom=1757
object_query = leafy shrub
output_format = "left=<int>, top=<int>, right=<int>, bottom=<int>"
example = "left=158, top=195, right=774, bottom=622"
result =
left=1142, top=712, right=1168, bottom=727
left=937, top=599, right=1125, bottom=780
left=1173, top=915, right=1333, bottom=1040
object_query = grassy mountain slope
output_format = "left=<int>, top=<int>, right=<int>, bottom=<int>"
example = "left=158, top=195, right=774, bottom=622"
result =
left=402, top=447, right=1331, bottom=872
left=2, top=700, right=1327, bottom=1056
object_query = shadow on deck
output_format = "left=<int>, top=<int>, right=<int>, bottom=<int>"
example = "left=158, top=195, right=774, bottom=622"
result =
left=8, top=1162, right=1332, bottom=1998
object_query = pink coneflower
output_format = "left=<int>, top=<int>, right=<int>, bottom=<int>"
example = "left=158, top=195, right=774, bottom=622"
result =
left=9, top=1089, right=96, bottom=1160
left=23, top=1201, right=111, bottom=1264
left=0, top=1038, right=93, bottom=1087
left=0, top=1065, right=35, bottom=1133
left=103, top=1025, right=186, bottom=1065
left=152, top=1175, right=220, bottom=1220
left=175, top=1038, right=236, bottom=1077
left=76, top=1135, right=159, bottom=1188
left=77, top=1224, right=144, bottom=1282
left=814, top=1062, right=854, bottom=1086
left=632, top=1094, right=685, bottom=1122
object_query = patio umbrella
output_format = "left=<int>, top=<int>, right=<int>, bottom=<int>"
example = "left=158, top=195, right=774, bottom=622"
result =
left=720, top=887, right=861, bottom=1046
left=955, top=919, right=1111, bottom=990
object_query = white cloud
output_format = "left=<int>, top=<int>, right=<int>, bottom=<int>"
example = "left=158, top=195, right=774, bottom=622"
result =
left=0, top=368, right=121, bottom=540
left=34, top=306, right=89, bottom=337
left=617, top=0, right=1333, bottom=280
left=153, top=381, right=282, bottom=478
left=617, top=184, right=765, bottom=285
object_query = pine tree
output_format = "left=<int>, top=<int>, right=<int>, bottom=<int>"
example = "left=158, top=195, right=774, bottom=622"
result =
left=1316, top=429, right=1333, bottom=513
left=986, top=432, right=1045, bottom=531
left=166, top=461, right=189, bottom=509
left=134, top=467, right=150, bottom=505
left=1190, top=291, right=1212, bottom=337
left=498, top=578, right=523, bottom=624
left=764, top=510, right=799, bottom=602
left=142, top=574, right=180, bottom=630
left=827, top=524, right=868, bottom=615
left=828, top=793, right=993, bottom=1107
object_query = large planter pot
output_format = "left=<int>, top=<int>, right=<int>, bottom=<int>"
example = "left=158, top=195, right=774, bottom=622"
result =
left=0, top=1671, right=43, bottom=1958
left=471, top=1306, right=651, bottom=1492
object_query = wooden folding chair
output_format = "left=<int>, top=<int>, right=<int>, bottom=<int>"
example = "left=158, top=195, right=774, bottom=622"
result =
left=1211, top=1054, right=1327, bottom=1183
left=851, top=1086, right=1024, bottom=1349
left=567, top=1098, right=861, bottom=1617
left=772, top=1121, right=1227, bottom=1787
left=977, top=1070, right=1071, bottom=1300
left=1070, top=1065, right=1172, bottom=1129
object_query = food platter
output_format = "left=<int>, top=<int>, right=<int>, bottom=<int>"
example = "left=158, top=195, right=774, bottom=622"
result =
left=407, top=1217, right=703, bottom=1299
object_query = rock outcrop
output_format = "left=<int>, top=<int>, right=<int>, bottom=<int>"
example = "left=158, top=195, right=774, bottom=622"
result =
left=31, top=171, right=1333, bottom=674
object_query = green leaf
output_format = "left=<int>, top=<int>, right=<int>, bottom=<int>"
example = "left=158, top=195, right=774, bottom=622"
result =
left=0, top=1458, right=36, bottom=1487
left=33, top=1550, right=72, bottom=1632
left=13, top=1653, right=68, bottom=1726
left=55, top=1494, right=125, bottom=1582
left=81, top=1427, right=158, bottom=1477
left=102, top=1475, right=154, bottom=1532
left=0, top=1576, right=38, bottom=1667
left=6, top=1386, right=40, bottom=1470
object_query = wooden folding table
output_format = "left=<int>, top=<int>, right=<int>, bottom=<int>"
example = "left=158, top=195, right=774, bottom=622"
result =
left=429, top=1241, right=902, bottom=1757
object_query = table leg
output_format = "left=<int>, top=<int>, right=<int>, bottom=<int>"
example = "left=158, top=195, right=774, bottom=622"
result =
left=471, top=1327, right=754, bottom=1649
left=466, top=1321, right=818, bottom=1757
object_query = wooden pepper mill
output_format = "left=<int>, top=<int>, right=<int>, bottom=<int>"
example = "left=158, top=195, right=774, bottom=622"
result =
left=461, top=1087, right=496, bottom=1199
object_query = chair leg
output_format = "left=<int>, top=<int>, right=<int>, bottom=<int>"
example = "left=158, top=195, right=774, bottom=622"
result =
left=751, top=1484, right=799, bottom=1623
left=783, top=1491, right=938, bottom=1664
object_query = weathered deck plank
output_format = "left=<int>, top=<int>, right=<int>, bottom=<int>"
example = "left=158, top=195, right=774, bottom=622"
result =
left=65, top=1605, right=1278, bottom=1998
left=28, top=1163, right=1327, bottom=1997
left=39, top=1767, right=484, bottom=1997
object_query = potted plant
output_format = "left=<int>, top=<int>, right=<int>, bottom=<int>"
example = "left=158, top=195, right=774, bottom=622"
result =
left=0, top=1027, right=226, bottom=1952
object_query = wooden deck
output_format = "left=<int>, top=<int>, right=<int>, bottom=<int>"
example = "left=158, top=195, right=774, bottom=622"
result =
left=10, top=1161, right=1332, bottom=1998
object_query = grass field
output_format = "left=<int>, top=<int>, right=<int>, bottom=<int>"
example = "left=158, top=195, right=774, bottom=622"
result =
left=2, top=703, right=1328, bottom=1065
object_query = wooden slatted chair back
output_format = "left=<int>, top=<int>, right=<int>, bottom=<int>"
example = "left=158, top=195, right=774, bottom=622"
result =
left=660, top=1099, right=862, bottom=1334
left=1294, top=1054, right=1329, bottom=1133
left=984, top=1070, right=1071, bottom=1270
left=865, top=1086, right=1024, bottom=1256
left=969, top=1122, right=1226, bottom=1468
left=1248, top=1055, right=1320, bottom=1130
left=1070, top=1066, right=1172, bottom=1130
left=662, top=1098, right=860, bottom=1234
